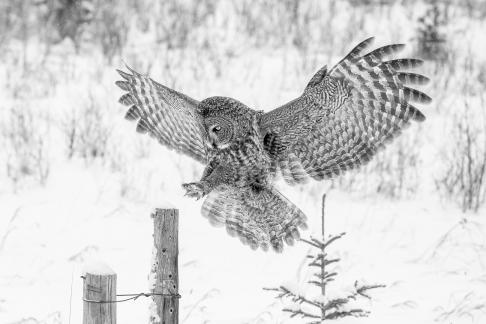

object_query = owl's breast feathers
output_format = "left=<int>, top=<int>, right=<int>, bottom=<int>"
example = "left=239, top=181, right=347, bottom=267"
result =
left=207, top=112, right=272, bottom=188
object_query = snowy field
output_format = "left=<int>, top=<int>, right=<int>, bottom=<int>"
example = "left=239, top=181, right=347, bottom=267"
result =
left=1, top=1, right=486, bottom=323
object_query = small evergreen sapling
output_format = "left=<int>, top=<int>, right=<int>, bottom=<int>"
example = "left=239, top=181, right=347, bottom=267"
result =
left=265, top=194, right=384, bottom=322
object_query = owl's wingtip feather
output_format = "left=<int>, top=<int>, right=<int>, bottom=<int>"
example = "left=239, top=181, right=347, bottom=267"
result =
left=364, top=35, right=376, bottom=43
left=116, top=68, right=132, bottom=81
left=413, top=110, right=426, bottom=122
left=115, top=80, right=130, bottom=91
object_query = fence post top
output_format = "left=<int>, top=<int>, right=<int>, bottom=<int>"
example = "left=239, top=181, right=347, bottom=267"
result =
left=153, top=202, right=177, bottom=211
left=82, top=260, right=116, bottom=276
left=152, top=208, right=179, bottom=219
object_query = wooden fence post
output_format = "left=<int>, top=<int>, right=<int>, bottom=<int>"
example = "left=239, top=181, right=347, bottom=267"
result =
left=150, top=208, right=179, bottom=324
left=82, top=264, right=117, bottom=324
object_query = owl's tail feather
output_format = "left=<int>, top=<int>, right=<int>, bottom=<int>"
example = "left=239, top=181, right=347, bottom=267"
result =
left=201, top=185, right=307, bottom=252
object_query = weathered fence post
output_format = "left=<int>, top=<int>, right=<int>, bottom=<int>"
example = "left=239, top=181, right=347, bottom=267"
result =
left=82, top=263, right=117, bottom=324
left=150, top=208, right=179, bottom=324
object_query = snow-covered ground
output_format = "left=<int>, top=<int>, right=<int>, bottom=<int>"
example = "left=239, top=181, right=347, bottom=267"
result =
left=1, top=1, right=486, bottom=323
left=1, top=169, right=484, bottom=324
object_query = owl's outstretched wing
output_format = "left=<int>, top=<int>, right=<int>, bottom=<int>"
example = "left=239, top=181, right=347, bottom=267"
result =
left=260, top=37, right=431, bottom=184
left=116, top=67, right=208, bottom=163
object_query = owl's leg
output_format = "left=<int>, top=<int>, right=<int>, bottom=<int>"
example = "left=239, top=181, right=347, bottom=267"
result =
left=182, top=164, right=228, bottom=200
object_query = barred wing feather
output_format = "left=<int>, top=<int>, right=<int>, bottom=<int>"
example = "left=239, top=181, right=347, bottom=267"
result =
left=116, top=66, right=207, bottom=163
left=261, top=37, right=431, bottom=184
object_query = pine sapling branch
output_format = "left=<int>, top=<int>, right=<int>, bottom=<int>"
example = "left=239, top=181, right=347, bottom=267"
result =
left=265, top=193, right=384, bottom=322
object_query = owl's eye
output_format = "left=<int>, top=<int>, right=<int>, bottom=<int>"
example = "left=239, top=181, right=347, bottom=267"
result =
left=213, top=125, right=222, bottom=132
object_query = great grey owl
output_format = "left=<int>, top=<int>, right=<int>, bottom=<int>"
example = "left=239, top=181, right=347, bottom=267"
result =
left=116, top=37, right=430, bottom=252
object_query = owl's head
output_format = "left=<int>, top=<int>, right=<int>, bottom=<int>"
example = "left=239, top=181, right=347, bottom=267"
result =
left=199, top=96, right=255, bottom=149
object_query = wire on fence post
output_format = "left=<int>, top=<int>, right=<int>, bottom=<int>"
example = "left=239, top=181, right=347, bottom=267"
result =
left=150, top=208, right=179, bottom=324
left=82, top=266, right=117, bottom=324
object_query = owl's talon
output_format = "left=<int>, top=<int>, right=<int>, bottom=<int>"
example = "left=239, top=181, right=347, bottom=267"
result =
left=182, top=182, right=206, bottom=200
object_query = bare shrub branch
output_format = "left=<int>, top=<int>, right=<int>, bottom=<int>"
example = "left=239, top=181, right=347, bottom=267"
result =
left=1, top=106, right=50, bottom=189
left=60, top=91, right=111, bottom=162
left=436, top=98, right=486, bottom=212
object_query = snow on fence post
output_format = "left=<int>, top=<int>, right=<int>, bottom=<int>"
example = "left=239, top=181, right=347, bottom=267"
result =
left=150, top=208, right=179, bottom=324
left=82, top=262, right=117, bottom=324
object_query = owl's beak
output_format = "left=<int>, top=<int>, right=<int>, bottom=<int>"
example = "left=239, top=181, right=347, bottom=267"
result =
left=208, top=132, right=218, bottom=148
left=207, top=134, right=231, bottom=150
left=205, top=133, right=221, bottom=150
left=205, top=141, right=214, bottom=149
left=208, top=132, right=218, bottom=143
